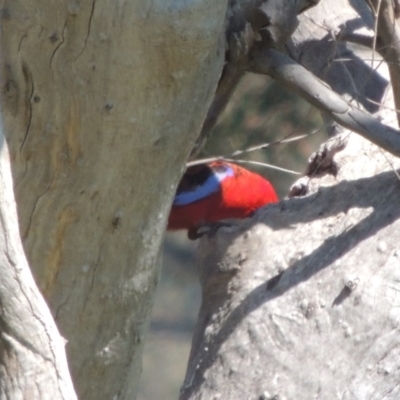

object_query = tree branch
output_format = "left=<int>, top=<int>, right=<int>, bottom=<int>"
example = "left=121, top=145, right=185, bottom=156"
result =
left=181, top=2, right=400, bottom=398
left=0, top=137, right=76, bottom=399
left=191, top=0, right=320, bottom=158
left=365, top=0, right=400, bottom=126
left=250, top=46, right=400, bottom=157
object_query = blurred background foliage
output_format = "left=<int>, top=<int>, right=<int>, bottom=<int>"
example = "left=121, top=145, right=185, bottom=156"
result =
left=138, top=73, right=325, bottom=400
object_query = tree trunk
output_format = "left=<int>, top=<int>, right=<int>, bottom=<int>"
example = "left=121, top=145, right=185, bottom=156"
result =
left=0, top=133, right=76, bottom=399
left=0, top=0, right=228, bottom=398
left=181, top=1, right=400, bottom=399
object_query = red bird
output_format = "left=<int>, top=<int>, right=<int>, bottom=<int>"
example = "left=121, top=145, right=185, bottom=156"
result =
left=168, top=161, right=278, bottom=239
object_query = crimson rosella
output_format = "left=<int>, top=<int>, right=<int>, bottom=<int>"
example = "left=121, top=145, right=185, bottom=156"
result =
left=167, top=161, right=278, bottom=239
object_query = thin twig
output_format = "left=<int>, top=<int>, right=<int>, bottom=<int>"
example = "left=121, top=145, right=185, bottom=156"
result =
left=187, top=131, right=313, bottom=168
left=229, top=132, right=314, bottom=157
left=365, top=97, right=400, bottom=113
left=223, top=158, right=301, bottom=175
left=371, top=0, right=383, bottom=69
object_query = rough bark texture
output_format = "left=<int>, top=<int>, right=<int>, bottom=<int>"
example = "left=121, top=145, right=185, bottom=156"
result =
left=0, top=0, right=228, bottom=398
left=184, top=132, right=400, bottom=400
left=181, top=1, right=400, bottom=399
left=0, top=135, right=76, bottom=399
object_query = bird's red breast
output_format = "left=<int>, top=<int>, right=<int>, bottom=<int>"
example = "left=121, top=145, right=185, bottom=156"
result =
left=167, top=161, right=278, bottom=234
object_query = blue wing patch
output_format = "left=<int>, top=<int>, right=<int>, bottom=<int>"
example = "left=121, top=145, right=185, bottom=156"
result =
left=173, top=165, right=234, bottom=206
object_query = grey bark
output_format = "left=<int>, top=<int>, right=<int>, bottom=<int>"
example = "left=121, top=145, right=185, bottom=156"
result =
left=181, top=1, right=400, bottom=399
left=0, top=131, right=76, bottom=399
left=366, top=0, right=400, bottom=126
left=0, top=0, right=228, bottom=399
